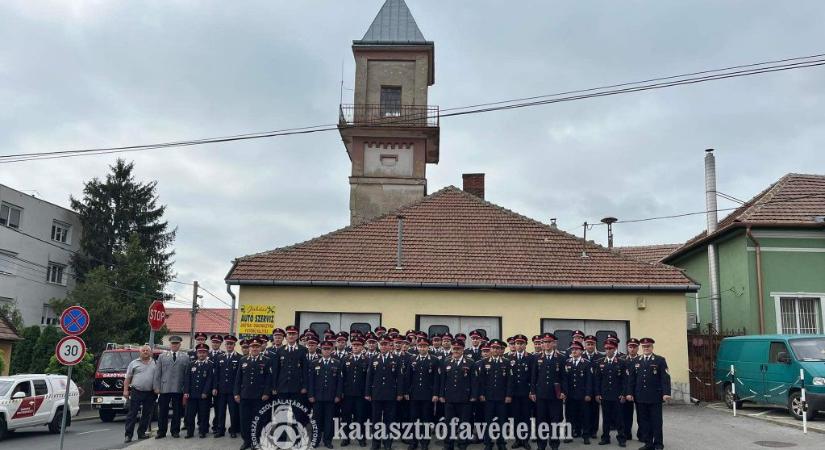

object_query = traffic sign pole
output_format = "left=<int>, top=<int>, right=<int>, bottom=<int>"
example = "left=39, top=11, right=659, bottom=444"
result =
left=59, top=365, right=72, bottom=450
left=57, top=305, right=89, bottom=450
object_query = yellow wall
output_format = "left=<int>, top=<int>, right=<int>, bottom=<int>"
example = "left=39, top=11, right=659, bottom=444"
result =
left=237, top=286, right=689, bottom=392
left=0, top=341, right=13, bottom=375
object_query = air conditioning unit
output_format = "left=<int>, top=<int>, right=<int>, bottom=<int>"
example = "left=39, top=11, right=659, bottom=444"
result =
left=686, top=312, right=698, bottom=330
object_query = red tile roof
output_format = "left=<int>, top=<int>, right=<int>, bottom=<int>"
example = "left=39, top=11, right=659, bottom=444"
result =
left=227, top=187, right=696, bottom=291
left=164, top=308, right=230, bottom=334
left=616, top=244, right=682, bottom=264
left=666, top=173, right=825, bottom=261
left=0, top=315, right=20, bottom=341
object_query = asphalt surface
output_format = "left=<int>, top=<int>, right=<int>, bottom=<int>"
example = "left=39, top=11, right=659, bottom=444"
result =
left=4, top=404, right=823, bottom=450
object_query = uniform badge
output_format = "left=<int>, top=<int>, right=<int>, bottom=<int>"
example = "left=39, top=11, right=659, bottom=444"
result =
left=510, top=360, right=516, bottom=366
left=280, top=356, right=285, bottom=360
left=219, top=360, right=225, bottom=364
left=242, top=363, right=248, bottom=368
left=446, top=365, right=452, bottom=370
left=191, top=367, right=197, bottom=372
left=484, top=364, right=491, bottom=369
left=538, top=359, right=543, bottom=364
left=635, top=363, right=640, bottom=368
left=373, top=361, right=379, bottom=367
left=346, top=361, right=351, bottom=366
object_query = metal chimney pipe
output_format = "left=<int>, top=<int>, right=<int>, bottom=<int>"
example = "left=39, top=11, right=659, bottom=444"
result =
left=396, top=215, right=405, bottom=270
left=601, top=217, right=618, bottom=249
left=705, top=149, right=722, bottom=332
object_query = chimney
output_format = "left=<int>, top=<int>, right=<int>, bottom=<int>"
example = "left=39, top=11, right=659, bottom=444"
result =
left=395, top=215, right=405, bottom=270
left=705, top=148, right=722, bottom=333
left=462, top=173, right=485, bottom=199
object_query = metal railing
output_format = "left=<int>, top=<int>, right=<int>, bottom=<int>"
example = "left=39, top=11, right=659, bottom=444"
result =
left=339, top=104, right=439, bottom=128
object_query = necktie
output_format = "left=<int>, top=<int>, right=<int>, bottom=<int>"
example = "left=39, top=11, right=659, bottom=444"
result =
left=172, top=352, right=176, bottom=362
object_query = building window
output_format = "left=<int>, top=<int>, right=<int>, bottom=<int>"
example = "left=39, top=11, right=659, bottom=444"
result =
left=46, top=262, right=66, bottom=285
left=51, top=220, right=71, bottom=244
left=380, top=86, right=402, bottom=117
left=0, top=250, right=17, bottom=276
left=0, top=202, right=22, bottom=229
left=41, top=304, right=58, bottom=326
left=779, top=297, right=822, bottom=334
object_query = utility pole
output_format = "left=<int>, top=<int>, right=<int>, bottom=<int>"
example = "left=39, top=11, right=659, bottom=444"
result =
left=189, top=280, right=199, bottom=348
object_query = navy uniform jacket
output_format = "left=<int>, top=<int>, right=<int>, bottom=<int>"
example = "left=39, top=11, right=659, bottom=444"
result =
left=208, top=349, right=225, bottom=364
left=342, top=353, right=370, bottom=397
left=214, top=352, right=242, bottom=394
left=531, top=352, right=565, bottom=400
left=583, top=351, right=604, bottom=363
left=366, top=353, right=405, bottom=401
left=594, top=355, right=625, bottom=400
left=234, top=354, right=272, bottom=399
left=439, top=356, right=474, bottom=403
left=187, top=349, right=198, bottom=363
left=271, top=345, right=306, bottom=394
left=464, top=346, right=483, bottom=361
left=185, top=359, right=214, bottom=397
left=333, top=348, right=350, bottom=360
left=474, top=356, right=511, bottom=401
left=304, top=351, right=320, bottom=389
left=264, top=345, right=280, bottom=360
left=563, top=358, right=593, bottom=400
left=508, top=352, right=533, bottom=397
left=308, top=358, right=344, bottom=402
left=627, top=354, right=671, bottom=404
left=406, top=354, right=441, bottom=401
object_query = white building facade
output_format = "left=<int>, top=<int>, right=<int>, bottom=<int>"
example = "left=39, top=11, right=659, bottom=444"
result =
left=0, top=184, right=83, bottom=327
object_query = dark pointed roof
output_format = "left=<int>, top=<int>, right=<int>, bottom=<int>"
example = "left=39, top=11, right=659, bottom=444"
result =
left=355, top=0, right=428, bottom=45
left=227, top=187, right=696, bottom=292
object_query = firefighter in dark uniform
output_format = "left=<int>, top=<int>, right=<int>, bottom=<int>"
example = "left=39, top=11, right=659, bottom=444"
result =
left=271, top=325, right=306, bottom=403
left=303, top=335, right=321, bottom=409
left=439, top=339, right=475, bottom=450
left=393, top=335, right=412, bottom=436
left=184, top=343, right=214, bottom=438
left=189, top=332, right=208, bottom=361
left=234, top=337, right=272, bottom=450
left=626, top=337, right=670, bottom=450
left=308, top=340, right=344, bottom=449
left=341, top=336, right=370, bottom=447
left=366, top=336, right=405, bottom=450
left=531, top=333, right=565, bottom=450
left=213, top=334, right=241, bottom=438
left=510, top=334, right=533, bottom=450
left=622, top=338, right=641, bottom=442
left=582, top=335, right=604, bottom=439
left=265, top=328, right=285, bottom=359
left=474, top=339, right=510, bottom=450
left=406, top=337, right=440, bottom=450
left=334, top=333, right=350, bottom=359
left=207, top=335, right=225, bottom=434
left=563, top=341, right=593, bottom=444
left=594, top=339, right=626, bottom=447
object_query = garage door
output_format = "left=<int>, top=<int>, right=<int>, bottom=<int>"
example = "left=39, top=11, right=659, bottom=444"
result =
left=298, top=312, right=381, bottom=336
left=417, top=315, right=501, bottom=339
left=542, top=319, right=628, bottom=352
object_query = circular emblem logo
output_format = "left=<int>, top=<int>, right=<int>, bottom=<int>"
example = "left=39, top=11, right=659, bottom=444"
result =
left=252, top=399, right=318, bottom=450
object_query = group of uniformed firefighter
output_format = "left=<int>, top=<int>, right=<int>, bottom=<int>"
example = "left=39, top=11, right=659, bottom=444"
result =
left=155, top=326, right=671, bottom=450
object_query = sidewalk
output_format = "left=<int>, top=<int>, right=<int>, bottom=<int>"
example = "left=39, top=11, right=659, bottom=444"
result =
left=126, top=404, right=825, bottom=450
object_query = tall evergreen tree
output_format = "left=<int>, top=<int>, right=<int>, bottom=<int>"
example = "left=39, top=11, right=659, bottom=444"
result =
left=70, top=159, right=176, bottom=284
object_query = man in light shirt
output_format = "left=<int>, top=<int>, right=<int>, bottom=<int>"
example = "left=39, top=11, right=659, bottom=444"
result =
left=123, top=344, right=156, bottom=443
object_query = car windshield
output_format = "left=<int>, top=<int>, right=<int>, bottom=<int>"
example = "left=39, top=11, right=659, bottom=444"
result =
left=97, top=351, right=139, bottom=372
left=790, top=338, right=825, bottom=361
left=0, top=380, right=13, bottom=396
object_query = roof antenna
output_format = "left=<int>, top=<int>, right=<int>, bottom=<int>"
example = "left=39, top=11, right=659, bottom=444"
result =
left=581, top=222, right=591, bottom=258
left=396, top=215, right=405, bottom=270
left=601, top=217, right=618, bottom=249
left=550, top=218, right=557, bottom=229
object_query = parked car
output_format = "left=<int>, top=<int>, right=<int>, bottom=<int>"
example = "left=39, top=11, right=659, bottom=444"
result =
left=91, top=343, right=166, bottom=422
left=715, top=334, right=825, bottom=420
left=0, top=374, right=80, bottom=440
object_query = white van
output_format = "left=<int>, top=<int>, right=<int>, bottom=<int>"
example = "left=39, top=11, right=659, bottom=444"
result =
left=0, top=374, right=80, bottom=440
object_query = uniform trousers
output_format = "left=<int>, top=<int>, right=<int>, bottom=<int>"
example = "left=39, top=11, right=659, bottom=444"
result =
left=622, top=399, right=638, bottom=440
left=535, top=398, right=562, bottom=449
left=409, top=399, right=434, bottom=446
left=312, top=401, right=336, bottom=445
left=483, top=400, right=508, bottom=447
left=124, top=389, right=155, bottom=438
left=443, top=402, right=471, bottom=448
left=156, top=393, right=183, bottom=436
left=566, top=398, right=591, bottom=438
left=372, top=400, right=397, bottom=447
left=215, top=392, right=240, bottom=434
left=510, top=395, right=532, bottom=444
left=599, top=400, right=625, bottom=442
left=185, top=395, right=211, bottom=436
left=636, top=402, right=663, bottom=449
left=239, top=398, right=265, bottom=447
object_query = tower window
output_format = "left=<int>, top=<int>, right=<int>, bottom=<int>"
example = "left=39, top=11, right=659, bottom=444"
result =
left=380, top=86, right=402, bottom=117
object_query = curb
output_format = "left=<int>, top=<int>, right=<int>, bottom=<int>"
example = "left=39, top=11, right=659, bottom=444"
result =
left=705, top=403, right=825, bottom=435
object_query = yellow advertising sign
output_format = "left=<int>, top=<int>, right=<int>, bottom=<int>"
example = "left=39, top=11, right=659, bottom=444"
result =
left=238, top=304, right=276, bottom=338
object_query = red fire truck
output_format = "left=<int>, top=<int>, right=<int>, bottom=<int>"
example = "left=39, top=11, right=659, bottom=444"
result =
left=90, top=343, right=166, bottom=422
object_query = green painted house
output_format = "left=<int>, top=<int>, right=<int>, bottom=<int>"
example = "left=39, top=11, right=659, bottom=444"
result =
left=661, top=173, right=825, bottom=335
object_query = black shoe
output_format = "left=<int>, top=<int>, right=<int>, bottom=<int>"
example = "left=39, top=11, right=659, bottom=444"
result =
left=638, top=445, right=652, bottom=450
left=231, top=432, right=238, bottom=438
left=155, top=434, right=166, bottom=439
left=563, top=439, right=573, bottom=444
left=599, top=439, right=610, bottom=445
left=572, top=433, right=581, bottom=439
left=618, top=441, right=627, bottom=448
left=215, top=432, right=225, bottom=438
left=200, top=433, right=207, bottom=438
left=125, top=436, right=133, bottom=443
left=172, top=433, right=180, bottom=438
left=410, top=444, right=419, bottom=450
left=359, top=439, right=367, bottom=447
left=240, top=444, right=252, bottom=450
left=326, top=444, right=334, bottom=449
left=512, top=443, right=523, bottom=450
left=372, top=442, right=381, bottom=450
left=184, top=434, right=194, bottom=439
left=583, top=437, right=591, bottom=445
left=342, top=439, right=351, bottom=447
left=137, top=433, right=149, bottom=440
left=524, top=443, right=532, bottom=450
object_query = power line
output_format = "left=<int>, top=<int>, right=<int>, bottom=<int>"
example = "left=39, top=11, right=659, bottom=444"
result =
left=2, top=53, right=824, bottom=164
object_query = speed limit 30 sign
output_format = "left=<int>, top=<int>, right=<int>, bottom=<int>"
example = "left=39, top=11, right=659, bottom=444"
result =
left=56, top=335, right=87, bottom=366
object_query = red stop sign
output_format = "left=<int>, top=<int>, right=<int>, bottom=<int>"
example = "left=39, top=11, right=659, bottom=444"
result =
left=148, top=300, right=166, bottom=331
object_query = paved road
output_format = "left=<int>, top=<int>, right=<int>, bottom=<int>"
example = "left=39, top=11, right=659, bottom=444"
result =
left=1, top=415, right=131, bottom=450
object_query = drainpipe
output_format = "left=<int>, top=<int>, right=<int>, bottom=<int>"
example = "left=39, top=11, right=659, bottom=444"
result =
left=227, top=284, right=237, bottom=335
left=705, top=149, right=722, bottom=333
left=746, top=226, right=766, bottom=334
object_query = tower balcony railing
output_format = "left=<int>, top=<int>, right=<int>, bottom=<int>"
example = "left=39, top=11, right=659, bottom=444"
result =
left=339, top=104, right=439, bottom=128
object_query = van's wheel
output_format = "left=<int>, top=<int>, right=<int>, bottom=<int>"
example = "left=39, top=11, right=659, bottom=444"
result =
left=788, top=391, right=817, bottom=421
left=48, top=407, right=70, bottom=434
left=723, top=383, right=743, bottom=409
left=99, top=409, right=116, bottom=422
left=0, top=417, right=8, bottom=441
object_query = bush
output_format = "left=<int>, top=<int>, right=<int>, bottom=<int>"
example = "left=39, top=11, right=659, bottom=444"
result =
left=46, top=352, right=96, bottom=385
left=10, top=325, right=40, bottom=374
left=29, top=326, right=62, bottom=373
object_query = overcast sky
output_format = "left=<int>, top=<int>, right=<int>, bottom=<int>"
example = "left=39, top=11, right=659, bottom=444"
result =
left=2, top=1, right=824, bottom=307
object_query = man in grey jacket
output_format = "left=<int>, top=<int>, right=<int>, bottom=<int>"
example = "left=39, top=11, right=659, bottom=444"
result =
left=153, top=335, right=190, bottom=438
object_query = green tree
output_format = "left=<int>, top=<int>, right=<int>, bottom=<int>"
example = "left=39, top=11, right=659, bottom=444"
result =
left=52, top=235, right=166, bottom=354
left=70, top=159, right=176, bottom=284
left=29, top=326, right=62, bottom=373
left=0, top=301, right=23, bottom=332
left=10, top=325, right=40, bottom=374
left=0, top=349, right=5, bottom=375
left=46, top=351, right=96, bottom=385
